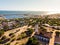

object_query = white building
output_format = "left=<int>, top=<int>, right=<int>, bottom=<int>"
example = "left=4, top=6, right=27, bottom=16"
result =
left=42, top=24, right=50, bottom=27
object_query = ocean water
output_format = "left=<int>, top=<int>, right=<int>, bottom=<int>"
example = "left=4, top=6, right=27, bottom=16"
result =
left=0, top=11, right=47, bottom=19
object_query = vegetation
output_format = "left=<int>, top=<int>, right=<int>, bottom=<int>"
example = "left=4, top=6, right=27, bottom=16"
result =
left=55, top=43, right=60, bottom=45
left=9, top=33, right=14, bottom=36
left=4, top=42, right=10, bottom=45
left=26, top=37, right=40, bottom=45
left=0, top=30, right=4, bottom=37
left=27, top=28, right=34, bottom=35
left=56, top=31, right=60, bottom=37
left=40, top=26, right=47, bottom=33
left=0, top=39, right=3, bottom=43
left=10, top=38, right=15, bottom=42
left=1, top=36, right=6, bottom=40
left=0, top=17, right=60, bottom=31
left=0, top=17, right=60, bottom=45
left=17, top=32, right=27, bottom=40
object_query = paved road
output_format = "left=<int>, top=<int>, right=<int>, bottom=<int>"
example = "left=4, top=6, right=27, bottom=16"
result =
left=30, top=24, right=38, bottom=37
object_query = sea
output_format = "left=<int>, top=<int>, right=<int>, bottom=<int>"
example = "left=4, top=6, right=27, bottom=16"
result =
left=0, top=11, right=47, bottom=19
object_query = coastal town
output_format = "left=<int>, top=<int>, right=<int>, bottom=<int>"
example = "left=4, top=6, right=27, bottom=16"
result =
left=0, top=14, right=60, bottom=45
left=0, top=0, right=60, bottom=45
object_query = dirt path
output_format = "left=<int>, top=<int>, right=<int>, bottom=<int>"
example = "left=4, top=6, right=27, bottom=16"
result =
left=2, top=25, right=28, bottom=45
left=31, top=24, right=38, bottom=37
left=10, top=37, right=29, bottom=45
left=4, top=26, right=28, bottom=38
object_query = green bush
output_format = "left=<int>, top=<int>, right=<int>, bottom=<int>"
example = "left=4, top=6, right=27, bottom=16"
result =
left=4, top=42, right=10, bottom=45
left=1, top=36, right=6, bottom=40
left=0, top=39, right=2, bottom=43
left=11, top=38, right=15, bottom=42
left=9, top=33, right=14, bottom=36
left=0, top=30, right=4, bottom=37
left=21, top=33, right=27, bottom=38
left=27, top=28, right=34, bottom=34
left=26, top=37, right=40, bottom=45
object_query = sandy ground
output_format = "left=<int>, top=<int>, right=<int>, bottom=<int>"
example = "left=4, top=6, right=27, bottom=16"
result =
left=2, top=25, right=32, bottom=45
left=10, top=26, right=28, bottom=45
left=0, top=25, right=30, bottom=45
left=10, top=37, right=29, bottom=45
left=4, top=25, right=28, bottom=38
left=1, top=25, right=60, bottom=45
left=43, top=27, right=53, bottom=32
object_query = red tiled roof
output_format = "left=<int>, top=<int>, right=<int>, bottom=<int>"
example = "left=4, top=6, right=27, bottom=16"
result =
left=55, top=37, right=60, bottom=42
left=44, top=32, right=52, bottom=38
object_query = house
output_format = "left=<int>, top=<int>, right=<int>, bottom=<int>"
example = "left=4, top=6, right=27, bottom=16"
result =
left=2, top=22, right=8, bottom=26
left=42, top=24, right=60, bottom=30
left=0, top=24, right=3, bottom=30
left=35, top=31, right=60, bottom=44
left=55, top=37, right=60, bottom=44
left=8, top=22, right=13, bottom=29
left=50, top=26, right=60, bottom=30
left=42, top=24, right=50, bottom=27
left=34, top=32, right=52, bottom=44
left=55, top=32, right=60, bottom=44
left=0, top=15, right=5, bottom=20
left=8, top=21, right=17, bottom=29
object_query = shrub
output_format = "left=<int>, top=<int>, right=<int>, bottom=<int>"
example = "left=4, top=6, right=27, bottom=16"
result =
left=27, top=28, right=34, bottom=35
left=11, top=38, right=15, bottom=42
left=0, top=39, right=2, bottom=43
left=0, top=30, right=4, bottom=37
left=9, top=33, right=14, bottom=36
left=4, top=42, right=10, bottom=45
left=21, top=33, right=27, bottom=38
left=26, top=37, right=40, bottom=45
left=1, top=36, right=6, bottom=40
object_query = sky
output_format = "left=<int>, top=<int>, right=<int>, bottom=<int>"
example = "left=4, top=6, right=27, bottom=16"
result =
left=0, top=0, right=60, bottom=13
